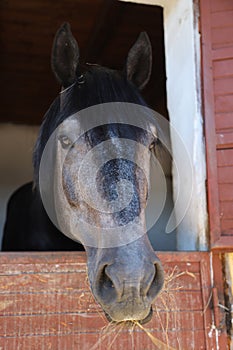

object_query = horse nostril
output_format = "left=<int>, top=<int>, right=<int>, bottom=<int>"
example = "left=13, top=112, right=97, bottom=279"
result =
left=97, top=265, right=117, bottom=302
left=146, top=262, right=164, bottom=300
left=102, top=266, right=114, bottom=289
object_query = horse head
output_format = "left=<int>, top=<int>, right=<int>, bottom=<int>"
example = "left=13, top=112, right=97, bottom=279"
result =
left=36, top=23, right=164, bottom=324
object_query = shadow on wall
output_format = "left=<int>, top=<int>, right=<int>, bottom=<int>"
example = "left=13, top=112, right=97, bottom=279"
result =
left=0, top=124, right=38, bottom=247
left=147, top=141, right=176, bottom=251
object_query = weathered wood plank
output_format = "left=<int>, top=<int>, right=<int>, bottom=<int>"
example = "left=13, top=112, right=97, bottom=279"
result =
left=215, top=112, right=233, bottom=131
left=218, top=165, right=233, bottom=184
left=221, top=218, right=233, bottom=234
left=211, top=10, right=233, bottom=27
left=213, top=58, right=233, bottom=78
left=0, top=329, right=210, bottom=350
left=210, top=0, right=233, bottom=12
left=214, top=76, right=233, bottom=96
left=212, top=28, right=233, bottom=50
left=0, top=252, right=217, bottom=349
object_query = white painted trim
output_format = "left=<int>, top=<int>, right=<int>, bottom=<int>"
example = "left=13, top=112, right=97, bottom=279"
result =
left=120, top=0, right=208, bottom=250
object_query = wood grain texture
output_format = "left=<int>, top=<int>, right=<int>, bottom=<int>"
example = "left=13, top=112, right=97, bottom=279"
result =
left=0, top=251, right=228, bottom=350
left=201, top=0, right=233, bottom=249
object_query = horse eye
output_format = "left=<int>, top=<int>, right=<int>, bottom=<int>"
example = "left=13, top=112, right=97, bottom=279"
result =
left=149, top=141, right=156, bottom=151
left=59, top=135, right=72, bottom=149
left=149, top=137, right=159, bottom=151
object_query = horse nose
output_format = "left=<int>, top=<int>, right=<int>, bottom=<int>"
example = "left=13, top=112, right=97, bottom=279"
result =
left=86, top=236, right=164, bottom=323
left=99, top=259, right=163, bottom=301
left=94, top=256, right=164, bottom=322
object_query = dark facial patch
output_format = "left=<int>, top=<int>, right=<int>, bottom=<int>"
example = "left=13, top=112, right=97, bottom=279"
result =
left=61, top=123, right=153, bottom=228
left=96, top=158, right=147, bottom=226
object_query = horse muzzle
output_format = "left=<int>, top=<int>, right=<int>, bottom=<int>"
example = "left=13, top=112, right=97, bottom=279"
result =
left=85, top=236, right=164, bottom=324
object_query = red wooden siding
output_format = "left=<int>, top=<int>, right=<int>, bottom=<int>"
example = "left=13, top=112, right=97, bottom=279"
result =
left=0, top=252, right=228, bottom=349
left=200, top=0, right=233, bottom=249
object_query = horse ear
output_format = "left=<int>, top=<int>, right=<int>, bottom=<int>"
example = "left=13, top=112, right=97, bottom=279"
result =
left=126, top=32, right=152, bottom=90
left=51, top=23, right=80, bottom=88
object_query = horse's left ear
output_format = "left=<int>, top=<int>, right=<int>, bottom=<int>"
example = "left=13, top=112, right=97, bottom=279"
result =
left=126, top=32, right=152, bottom=90
left=51, top=23, right=80, bottom=88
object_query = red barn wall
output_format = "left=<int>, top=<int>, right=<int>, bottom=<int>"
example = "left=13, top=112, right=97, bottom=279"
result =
left=200, top=0, right=233, bottom=249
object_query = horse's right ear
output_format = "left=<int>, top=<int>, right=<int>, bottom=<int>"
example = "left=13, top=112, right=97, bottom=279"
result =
left=126, top=32, right=152, bottom=90
left=51, top=23, right=80, bottom=88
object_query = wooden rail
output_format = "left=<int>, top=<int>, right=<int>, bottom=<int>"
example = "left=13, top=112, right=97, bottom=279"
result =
left=0, top=251, right=224, bottom=349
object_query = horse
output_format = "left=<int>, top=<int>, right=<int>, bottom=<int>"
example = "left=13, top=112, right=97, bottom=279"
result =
left=2, top=23, right=164, bottom=324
